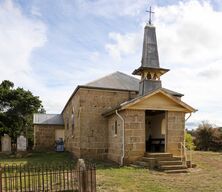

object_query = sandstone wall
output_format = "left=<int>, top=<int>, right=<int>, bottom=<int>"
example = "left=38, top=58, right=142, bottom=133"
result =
left=62, top=91, right=81, bottom=157
left=34, top=125, right=64, bottom=150
left=107, top=114, right=122, bottom=163
left=166, top=111, right=185, bottom=156
left=122, top=110, right=145, bottom=164
left=108, top=110, right=145, bottom=164
left=62, top=87, right=137, bottom=159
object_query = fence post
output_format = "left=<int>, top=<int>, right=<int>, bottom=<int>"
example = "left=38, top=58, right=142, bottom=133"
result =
left=0, top=165, right=2, bottom=192
left=76, top=159, right=87, bottom=192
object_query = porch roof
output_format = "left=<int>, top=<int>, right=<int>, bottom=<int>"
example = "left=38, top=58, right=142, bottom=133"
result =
left=102, top=88, right=197, bottom=117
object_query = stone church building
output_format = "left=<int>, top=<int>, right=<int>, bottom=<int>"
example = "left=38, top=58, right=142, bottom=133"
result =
left=33, top=23, right=196, bottom=165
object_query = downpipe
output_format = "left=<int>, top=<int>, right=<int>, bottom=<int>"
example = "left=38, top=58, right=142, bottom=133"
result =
left=116, top=110, right=125, bottom=166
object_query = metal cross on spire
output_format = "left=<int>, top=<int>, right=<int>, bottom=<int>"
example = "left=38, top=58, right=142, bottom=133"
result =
left=146, top=6, right=154, bottom=25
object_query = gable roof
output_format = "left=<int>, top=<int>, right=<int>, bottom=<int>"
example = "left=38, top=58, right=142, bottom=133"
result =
left=85, top=71, right=183, bottom=96
left=103, top=88, right=197, bottom=117
left=33, top=114, right=64, bottom=125
left=122, top=89, right=196, bottom=112
left=62, top=71, right=184, bottom=113
left=86, top=71, right=140, bottom=91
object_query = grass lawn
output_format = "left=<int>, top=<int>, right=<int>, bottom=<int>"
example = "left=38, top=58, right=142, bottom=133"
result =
left=0, top=151, right=221, bottom=192
left=0, top=151, right=73, bottom=165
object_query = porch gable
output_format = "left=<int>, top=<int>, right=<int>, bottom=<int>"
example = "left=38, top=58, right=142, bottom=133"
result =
left=122, top=89, right=196, bottom=113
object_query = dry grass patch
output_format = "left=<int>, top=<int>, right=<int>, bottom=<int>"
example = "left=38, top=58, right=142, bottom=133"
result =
left=96, top=151, right=222, bottom=192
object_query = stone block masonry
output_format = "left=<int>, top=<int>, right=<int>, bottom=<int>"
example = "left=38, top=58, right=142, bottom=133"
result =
left=122, top=110, right=145, bottom=164
left=62, top=87, right=138, bottom=160
left=166, top=111, right=185, bottom=156
left=34, top=125, right=64, bottom=150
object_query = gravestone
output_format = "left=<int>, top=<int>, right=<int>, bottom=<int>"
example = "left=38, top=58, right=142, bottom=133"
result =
left=17, top=134, right=27, bottom=151
left=1, top=134, right=11, bottom=152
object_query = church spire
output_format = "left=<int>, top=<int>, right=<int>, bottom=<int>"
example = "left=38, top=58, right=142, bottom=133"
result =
left=133, top=15, right=169, bottom=96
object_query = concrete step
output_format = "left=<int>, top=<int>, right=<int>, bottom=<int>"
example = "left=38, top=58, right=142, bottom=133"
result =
left=155, top=156, right=181, bottom=161
left=164, top=169, right=189, bottom=174
left=151, top=157, right=181, bottom=162
left=134, top=161, right=150, bottom=168
left=159, top=165, right=187, bottom=171
left=141, top=157, right=156, bottom=162
left=158, top=160, right=183, bottom=166
left=144, top=153, right=173, bottom=158
left=129, top=164, right=143, bottom=168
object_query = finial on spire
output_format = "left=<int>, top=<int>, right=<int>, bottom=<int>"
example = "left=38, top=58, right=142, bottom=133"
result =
left=146, top=6, right=154, bottom=25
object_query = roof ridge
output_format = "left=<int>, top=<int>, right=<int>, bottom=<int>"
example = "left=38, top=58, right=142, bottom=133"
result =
left=85, top=71, right=139, bottom=86
left=85, top=71, right=120, bottom=85
left=115, top=71, right=140, bottom=81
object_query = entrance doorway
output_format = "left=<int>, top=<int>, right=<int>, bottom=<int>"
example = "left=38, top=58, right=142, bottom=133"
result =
left=145, top=110, right=166, bottom=152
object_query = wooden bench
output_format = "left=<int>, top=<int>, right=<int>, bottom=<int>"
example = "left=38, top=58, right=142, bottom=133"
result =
left=146, top=138, right=165, bottom=152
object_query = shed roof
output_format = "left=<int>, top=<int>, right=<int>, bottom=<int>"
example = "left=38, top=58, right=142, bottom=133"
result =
left=33, top=114, right=64, bottom=125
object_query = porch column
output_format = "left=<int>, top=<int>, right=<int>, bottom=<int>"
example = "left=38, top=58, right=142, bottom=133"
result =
left=166, top=111, right=185, bottom=156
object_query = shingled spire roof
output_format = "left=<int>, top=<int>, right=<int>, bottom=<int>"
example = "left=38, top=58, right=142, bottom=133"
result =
left=142, top=24, right=160, bottom=68
left=133, top=24, right=169, bottom=75
left=133, top=23, right=169, bottom=95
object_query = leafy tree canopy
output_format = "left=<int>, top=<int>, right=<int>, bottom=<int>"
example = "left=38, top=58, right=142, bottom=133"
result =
left=194, top=121, right=222, bottom=151
left=0, top=80, right=45, bottom=142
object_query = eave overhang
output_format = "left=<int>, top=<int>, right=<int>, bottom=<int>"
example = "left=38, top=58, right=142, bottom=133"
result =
left=102, top=88, right=197, bottom=117
left=132, top=66, right=170, bottom=76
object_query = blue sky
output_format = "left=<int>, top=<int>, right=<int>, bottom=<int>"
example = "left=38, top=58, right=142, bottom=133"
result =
left=0, top=0, right=222, bottom=129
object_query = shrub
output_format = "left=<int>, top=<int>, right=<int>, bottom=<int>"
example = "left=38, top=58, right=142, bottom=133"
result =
left=194, top=121, right=222, bottom=151
left=185, top=132, right=195, bottom=150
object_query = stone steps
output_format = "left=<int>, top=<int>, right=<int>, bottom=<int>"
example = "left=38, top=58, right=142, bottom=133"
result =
left=132, top=153, right=189, bottom=173
left=141, top=157, right=156, bottom=162
left=159, top=165, right=187, bottom=171
left=158, top=160, right=183, bottom=166
left=144, top=153, right=172, bottom=158
left=163, top=169, right=188, bottom=174
left=134, top=161, right=152, bottom=168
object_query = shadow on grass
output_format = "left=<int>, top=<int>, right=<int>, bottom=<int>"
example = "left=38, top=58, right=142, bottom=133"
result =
left=0, top=151, right=144, bottom=171
left=0, top=151, right=75, bottom=166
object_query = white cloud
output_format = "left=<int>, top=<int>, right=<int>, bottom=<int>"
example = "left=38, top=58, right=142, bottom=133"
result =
left=103, top=0, right=222, bottom=127
left=0, top=0, right=46, bottom=84
left=105, top=32, right=142, bottom=60
left=155, top=0, right=222, bottom=127
left=0, top=0, right=54, bottom=111
left=156, top=1, right=222, bottom=68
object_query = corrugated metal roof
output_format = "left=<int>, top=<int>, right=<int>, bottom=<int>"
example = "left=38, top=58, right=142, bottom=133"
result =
left=85, top=71, right=140, bottom=91
left=33, top=114, right=64, bottom=125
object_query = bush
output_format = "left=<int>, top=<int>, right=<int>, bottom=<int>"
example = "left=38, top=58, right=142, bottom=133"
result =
left=194, top=121, right=222, bottom=151
left=185, top=132, right=195, bottom=150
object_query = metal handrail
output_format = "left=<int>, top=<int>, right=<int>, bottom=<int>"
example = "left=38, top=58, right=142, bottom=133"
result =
left=180, top=142, right=193, bottom=167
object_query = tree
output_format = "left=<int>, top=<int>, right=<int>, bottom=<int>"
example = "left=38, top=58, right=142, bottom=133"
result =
left=194, top=121, right=214, bottom=151
left=194, top=121, right=222, bottom=151
left=0, top=80, right=45, bottom=145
